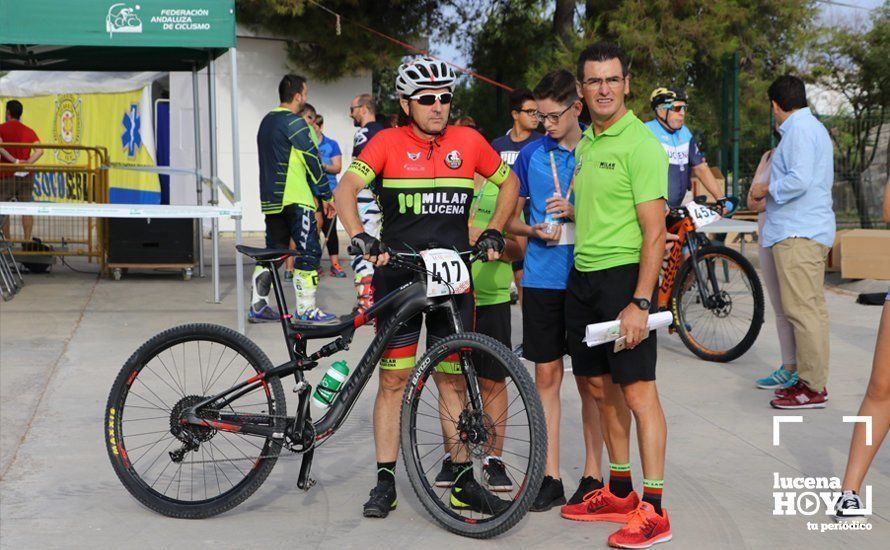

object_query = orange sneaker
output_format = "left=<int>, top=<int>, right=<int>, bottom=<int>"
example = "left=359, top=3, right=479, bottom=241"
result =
left=608, top=501, right=672, bottom=549
left=560, top=485, right=639, bottom=523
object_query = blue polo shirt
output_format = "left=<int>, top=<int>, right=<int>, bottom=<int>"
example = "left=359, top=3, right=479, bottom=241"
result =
left=317, top=135, right=342, bottom=190
left=514, top=132, right=577, bottom=290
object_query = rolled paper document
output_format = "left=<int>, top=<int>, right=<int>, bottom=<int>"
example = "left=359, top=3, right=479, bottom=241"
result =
left=583, top=311, right=675, bottom=348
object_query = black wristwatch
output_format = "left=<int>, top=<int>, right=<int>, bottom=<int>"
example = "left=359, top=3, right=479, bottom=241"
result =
left=630, top=297, right=651, bottom=311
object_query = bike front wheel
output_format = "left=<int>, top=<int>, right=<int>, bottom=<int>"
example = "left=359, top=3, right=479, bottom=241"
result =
left=400, top=332, right=546, bottom=538
left=105, top=323, right=286, bottom=518
left=671, top=245, right=764, bottom=362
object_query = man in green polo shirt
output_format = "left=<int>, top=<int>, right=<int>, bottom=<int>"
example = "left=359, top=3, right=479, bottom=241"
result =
left=559, top=42, right=672, bottom=548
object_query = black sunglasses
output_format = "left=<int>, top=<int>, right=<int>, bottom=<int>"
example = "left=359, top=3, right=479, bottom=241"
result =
left=410, top=92, right=453, bottom=106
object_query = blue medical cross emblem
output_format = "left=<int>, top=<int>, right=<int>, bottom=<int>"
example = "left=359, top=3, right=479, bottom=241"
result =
left=121, top=104, right=142, bottom=157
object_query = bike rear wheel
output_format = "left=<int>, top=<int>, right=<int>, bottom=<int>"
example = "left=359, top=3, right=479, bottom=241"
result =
left=671, top=245, right=764, bottom=362
left=105, top=323, right=286, bottom=518
left=401, top=332, right=546, bottom=538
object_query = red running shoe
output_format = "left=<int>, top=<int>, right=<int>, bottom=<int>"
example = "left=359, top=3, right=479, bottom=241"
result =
left=561, top=485, right=639, bottom=523
left=771, top=381, right=827, bottom=409
left=774, top=381, right=828, bottom=401
left=608, top=501, right=672, bottom=549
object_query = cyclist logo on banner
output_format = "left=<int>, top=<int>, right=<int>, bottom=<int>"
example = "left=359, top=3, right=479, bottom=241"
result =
left=421, top=248, right=471, bottom=297
left=106, top=3, right=143, bottom=37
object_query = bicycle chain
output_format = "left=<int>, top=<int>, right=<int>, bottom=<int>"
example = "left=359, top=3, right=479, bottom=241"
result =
left=175, top=411, right=317, bottom=465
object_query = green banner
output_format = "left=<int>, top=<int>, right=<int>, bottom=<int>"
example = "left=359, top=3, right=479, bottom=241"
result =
left=0, top=0, right=235, bottom=48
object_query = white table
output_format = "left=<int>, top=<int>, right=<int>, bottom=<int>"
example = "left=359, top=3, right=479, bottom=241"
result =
left=705, top=218, right=759, bottom=254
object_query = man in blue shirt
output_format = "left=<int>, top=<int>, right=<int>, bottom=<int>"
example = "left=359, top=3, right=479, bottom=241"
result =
left=749, top=74, right=835, bottom=410
left=315, top=114, right=346, bottom=277
left=510, top=69, right=604, bottom=513
left=644, top=88, right=727, bottom=207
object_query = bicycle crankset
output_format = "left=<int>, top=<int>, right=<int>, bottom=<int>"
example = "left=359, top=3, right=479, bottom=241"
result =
left=285, top=419, right=316, bottom=454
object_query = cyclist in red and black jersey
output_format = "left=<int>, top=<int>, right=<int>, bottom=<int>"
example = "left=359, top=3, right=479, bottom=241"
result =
left=335, top=57, right=520, bottom=519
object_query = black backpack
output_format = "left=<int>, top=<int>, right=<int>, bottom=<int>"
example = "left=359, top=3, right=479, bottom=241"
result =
left=21, top=238, right=54, bottom=274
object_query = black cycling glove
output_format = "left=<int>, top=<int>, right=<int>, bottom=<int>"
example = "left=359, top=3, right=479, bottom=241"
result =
left=349, top=232, right=387, bottom=256
left=719, top=195, right=739, bottom=214
left=474, top=229, right=506, bottom=259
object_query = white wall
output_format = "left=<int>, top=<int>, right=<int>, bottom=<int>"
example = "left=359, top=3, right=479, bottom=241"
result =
left=169, top=35, right=371, bottom=232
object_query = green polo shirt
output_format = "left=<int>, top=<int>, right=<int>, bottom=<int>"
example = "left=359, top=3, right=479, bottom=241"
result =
left=470, top=181, right=513, bottom=306
left=573, top=110, right=667, bottom=272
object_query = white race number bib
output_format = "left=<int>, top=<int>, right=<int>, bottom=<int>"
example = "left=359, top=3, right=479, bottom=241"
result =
left=420, top=248, right=471, bottom=298
left=685, top=201, right=722, bottom=230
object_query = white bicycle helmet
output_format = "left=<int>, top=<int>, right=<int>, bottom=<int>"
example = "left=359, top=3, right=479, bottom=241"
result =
left=395, top=57, right=457, bottom=98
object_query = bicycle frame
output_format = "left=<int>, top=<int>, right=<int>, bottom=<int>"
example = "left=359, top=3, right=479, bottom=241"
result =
left=657, top=209, right=722, bottom=312
left=179, top=254, right=482, bottom=488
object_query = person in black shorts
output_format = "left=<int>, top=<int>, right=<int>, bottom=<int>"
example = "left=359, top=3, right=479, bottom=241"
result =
left=560, top=43, right=672, bottom=548
left=509, top=70, right=605, bottom=512
left=335, top=57, right=521, bottom=519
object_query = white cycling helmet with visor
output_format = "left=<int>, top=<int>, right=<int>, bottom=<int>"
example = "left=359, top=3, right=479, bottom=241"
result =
left=396, top=57, right=457, bottom=98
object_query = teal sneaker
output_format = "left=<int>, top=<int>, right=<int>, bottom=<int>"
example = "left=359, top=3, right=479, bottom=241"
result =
left=755, top=366, right=798, bottom=390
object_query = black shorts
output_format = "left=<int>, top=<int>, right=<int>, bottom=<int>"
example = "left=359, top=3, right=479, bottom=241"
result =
left=264, top=204, right=321, bottom=271
left=473, top=301, right=511, bottom=381
left=373, top=265, right=474, bottom=373
left=522, top=288, right=567, bottom=363
left=565, top=264, right=657, bottom=383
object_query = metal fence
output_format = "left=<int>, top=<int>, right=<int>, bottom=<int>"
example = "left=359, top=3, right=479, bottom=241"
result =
left=1, top=143, right=109, bottom=265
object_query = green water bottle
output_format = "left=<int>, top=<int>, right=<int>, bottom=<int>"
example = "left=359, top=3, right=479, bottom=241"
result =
left=311, top=361, right=349, bottom=410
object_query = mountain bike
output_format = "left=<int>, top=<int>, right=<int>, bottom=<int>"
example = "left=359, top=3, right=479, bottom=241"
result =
left=658, top=198, right=764, bottom=362
left=105, top=244, right=546, bottom=539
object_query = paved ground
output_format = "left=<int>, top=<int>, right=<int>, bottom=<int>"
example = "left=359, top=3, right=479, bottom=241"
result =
left=1, top=236, right=888, bottom=549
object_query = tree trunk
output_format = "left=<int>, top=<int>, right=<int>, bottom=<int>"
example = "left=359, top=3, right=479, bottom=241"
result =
left=553, top=0, right=574, bottom=46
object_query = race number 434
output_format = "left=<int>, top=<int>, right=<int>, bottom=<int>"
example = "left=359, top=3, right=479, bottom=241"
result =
left=420, top=249, right=471, bottom=297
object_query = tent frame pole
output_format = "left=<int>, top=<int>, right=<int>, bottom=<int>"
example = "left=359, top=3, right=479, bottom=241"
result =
left=207, top=53, right=220, bottom=303
left=191, top=65, right=205, bottom=278
left=230, top=48, right=245, bottom=334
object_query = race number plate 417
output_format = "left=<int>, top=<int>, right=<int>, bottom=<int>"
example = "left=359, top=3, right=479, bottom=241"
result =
left=685, top=201, right=722, bottom=230
left=420, top=249, right=471, bottom=298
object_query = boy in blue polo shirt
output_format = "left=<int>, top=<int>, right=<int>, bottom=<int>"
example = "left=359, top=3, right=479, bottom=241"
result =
left=511, top=70, right=604, bottom=513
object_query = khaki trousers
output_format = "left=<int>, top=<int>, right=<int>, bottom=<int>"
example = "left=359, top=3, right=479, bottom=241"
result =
left=772, top=238, right=830, bottom=391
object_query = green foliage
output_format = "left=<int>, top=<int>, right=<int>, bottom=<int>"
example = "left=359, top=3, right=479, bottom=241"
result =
left=807, top=2, right=889, bottom=226
left=237, top=0, right=438, bottom=81
left=458, top=0, right=816, bottom=169
left=451, top=1, right=552, bottom=134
